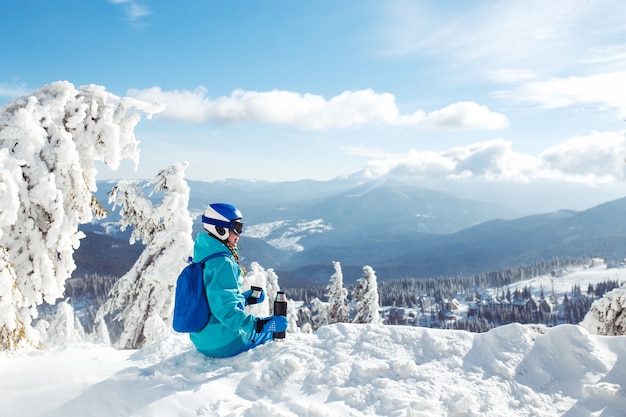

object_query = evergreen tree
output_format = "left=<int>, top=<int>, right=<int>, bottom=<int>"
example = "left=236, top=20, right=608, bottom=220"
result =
left=96, top=163, right=193, bottom=349
left=241, top=262, right=270, bottom=317
left=0, top=82, right=162, bottom=350
left=266, top=268, right=281, bottom=315
left=310, top=297, right=329, bottom=330
left=286, top=299, right=299, bottom=333
left=352, top=265, right=382, bottom=324
left=41, top=301, right=86, bottom=347
left=325, top=261, right=349, bottom=324
left=297, top=305, right=313, bottom=333
left=581, top=288, right=626, bottom=336
left=90, top=314, right=111, bottom=346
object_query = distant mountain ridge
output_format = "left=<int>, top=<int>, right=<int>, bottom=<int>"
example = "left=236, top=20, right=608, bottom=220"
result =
left=77, top=177, right=626, bottom=287
left=309, top=197, right=626, bottom=284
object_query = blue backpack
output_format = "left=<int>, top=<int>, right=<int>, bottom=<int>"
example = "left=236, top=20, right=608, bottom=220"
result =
left=172, top=252, right=228, bottom=332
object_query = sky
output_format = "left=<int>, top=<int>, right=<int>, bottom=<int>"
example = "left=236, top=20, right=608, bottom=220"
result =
left=2, top=265, right=625, bottom=417
left=2, top=0, right=626, bottom=206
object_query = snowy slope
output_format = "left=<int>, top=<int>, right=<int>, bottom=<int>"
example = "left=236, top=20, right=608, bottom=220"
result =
left=502, top=264, right=626, bottom=297
left=2, top=322, right=625, bottom=417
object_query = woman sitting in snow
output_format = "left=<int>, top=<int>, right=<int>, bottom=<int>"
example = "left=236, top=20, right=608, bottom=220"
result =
left=190, top=203, right=287, bottom=357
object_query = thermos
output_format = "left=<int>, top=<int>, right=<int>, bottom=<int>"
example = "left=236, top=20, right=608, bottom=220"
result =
left=273, top=291, right=288, bottom=339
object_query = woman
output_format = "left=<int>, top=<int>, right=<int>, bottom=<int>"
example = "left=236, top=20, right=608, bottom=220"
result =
left=190, top=203, right=287, bottom=357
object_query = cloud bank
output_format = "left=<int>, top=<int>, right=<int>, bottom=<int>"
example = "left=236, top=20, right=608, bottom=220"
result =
left=128, top=87, right=508, bottom=131
left=502, top=71, right=626, bottom=118
left=361, top=131, right=626, bottom=186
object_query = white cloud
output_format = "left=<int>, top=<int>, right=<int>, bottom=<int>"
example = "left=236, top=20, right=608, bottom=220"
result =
left=539, top=131, right=626, bottom=183
left=363, top=139, right=538, bottom=181
left=110, top=0, right=151, bottom=22
left=487, top=69, right=537, bottom=84
left=421, top=102, right=509, bottom=130
left=582, top=45, right=626, bottom=66
left=503, top=72, right=626, bottom=117
left=361, top=131, right=626, bottom=185
left=378, top=0, right=626, bottom=78
left=378, top=1, right=555, bottom=64
left=128, top=86, right=508, bottom=131
left=0, top=82, right=28, bottom=98
left=126, top=3, right=150, bottom=20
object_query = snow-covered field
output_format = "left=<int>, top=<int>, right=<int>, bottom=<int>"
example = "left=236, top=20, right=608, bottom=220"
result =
left=503, top=263, right=625, bottom=297
left=2, top=265, right=626, bottom=417
left=2, top=321, right=625, bottom=416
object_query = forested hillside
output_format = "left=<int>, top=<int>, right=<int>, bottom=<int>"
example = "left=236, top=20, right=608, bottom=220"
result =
left=53, top=256, right=623, bottom=338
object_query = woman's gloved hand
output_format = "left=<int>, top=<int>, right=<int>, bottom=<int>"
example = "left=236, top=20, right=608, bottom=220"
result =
left=255, top=316, right=288, bottom=334
left=243, top=287, right=265, bottom=305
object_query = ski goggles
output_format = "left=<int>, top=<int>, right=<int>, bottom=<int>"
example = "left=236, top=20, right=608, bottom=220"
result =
left=202, top=215, right=244, bottom=236
left=231, top=220, right=244, bottom=236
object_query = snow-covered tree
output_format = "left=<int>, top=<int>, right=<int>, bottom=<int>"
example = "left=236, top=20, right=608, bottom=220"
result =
left=0, top=246, right=30, bottom=350
left=325, top=261, right=349, bottom=324
left=300, top=322, right=313, bottom=334
left=96, top=162, right=193, bottom=349
left=41, top=301, right=86, bottom=347
left=245, top=263, right=290, bottom=327
left=352, top=265, right=383, bottom=324
left=580, top=287, right=626, bottom=336
left=286, top=299, right=299, bottom=333
left=243, top=262, right=270, bottom=317
left=90, top=314, right=111, bottom=346
left=0, top=81, right=163, bottom=350
left=266, top=268, right=281, bottom=315
left=310, top=297, right=329, bottom=331
left=296, top=305, right=313, bottom=333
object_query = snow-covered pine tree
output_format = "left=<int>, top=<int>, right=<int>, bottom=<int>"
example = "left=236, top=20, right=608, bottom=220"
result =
left=243, top=262, right=270, bottom=317
left=300, top=322, right=313, bottom=333
left=286, top=299, right=299, bottom=333
left=0, top=81, right=163, bottom=350
left=352, top=265, right=383, bottom=324
left=581, top=287, right=626, bottom=336
left=96, top=162, right=193, bottom=349
left=90, top=313, right=112, bottom=346
left=41, top=300, right=86, bottom=347
left=266, top=268, right=281, bottom=315
left=310, top=297, right=329, bottom=331
left=325, top=261, right=349, bottom=324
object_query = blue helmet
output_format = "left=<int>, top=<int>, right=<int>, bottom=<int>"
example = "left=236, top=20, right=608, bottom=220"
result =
left=202, top=203, right=244, bottom=240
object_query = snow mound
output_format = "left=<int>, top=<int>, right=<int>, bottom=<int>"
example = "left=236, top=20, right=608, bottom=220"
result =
left=2, top=322, right=626, bottom=417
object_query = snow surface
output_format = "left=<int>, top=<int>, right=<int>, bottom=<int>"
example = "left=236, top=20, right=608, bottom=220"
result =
left=502, top=264, right=624, bottom=298
left=2, top=321, right=625, bottom=417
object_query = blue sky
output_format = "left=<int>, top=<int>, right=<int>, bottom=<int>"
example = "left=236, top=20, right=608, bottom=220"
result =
left=2, top=0, right=626, bottom=209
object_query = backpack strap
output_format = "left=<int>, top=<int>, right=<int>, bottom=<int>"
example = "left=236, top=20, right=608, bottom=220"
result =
left=195, top=252, right=229, bottom=265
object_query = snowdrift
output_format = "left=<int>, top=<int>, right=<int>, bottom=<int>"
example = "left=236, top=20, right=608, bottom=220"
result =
left=2, top=322, right=625, bottom=417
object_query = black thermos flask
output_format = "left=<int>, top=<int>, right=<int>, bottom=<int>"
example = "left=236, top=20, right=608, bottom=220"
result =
left=273, top=291, right=287, bottom=339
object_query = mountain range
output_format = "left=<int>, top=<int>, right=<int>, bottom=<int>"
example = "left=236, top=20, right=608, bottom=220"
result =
left=76, top=176, right=626, bottom=287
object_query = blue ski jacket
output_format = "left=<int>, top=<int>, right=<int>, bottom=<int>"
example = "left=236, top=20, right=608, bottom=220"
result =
left=189, top=233, right=257, bottom=357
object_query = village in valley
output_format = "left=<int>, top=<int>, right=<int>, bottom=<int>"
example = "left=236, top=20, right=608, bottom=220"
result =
left=377, top=258, right=624, bottom=332
left=282, top=256, right=625, bottom=335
